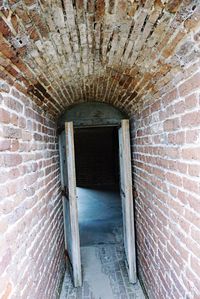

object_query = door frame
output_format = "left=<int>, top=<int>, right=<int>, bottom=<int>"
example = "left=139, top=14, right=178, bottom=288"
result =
left=119, top=120, right=137, bottom=284
left=59, top=122, right=82, bottom=287
left=59, top=120, right=137, bottom=286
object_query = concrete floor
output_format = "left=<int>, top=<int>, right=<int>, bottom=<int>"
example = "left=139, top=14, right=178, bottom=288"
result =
left=77, top=186, right=123, bottom=246
left=60, top=186, right=145, bottom=299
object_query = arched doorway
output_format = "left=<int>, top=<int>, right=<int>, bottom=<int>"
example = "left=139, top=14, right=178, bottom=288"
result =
left=58, top=102, right=137, bottom=291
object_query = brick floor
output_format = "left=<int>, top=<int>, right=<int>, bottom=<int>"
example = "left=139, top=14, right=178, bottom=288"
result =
left=60, top=244, right=145, bottom=299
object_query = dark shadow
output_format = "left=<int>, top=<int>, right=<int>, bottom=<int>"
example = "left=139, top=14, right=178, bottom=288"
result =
left=74, top=127, right=123, bottom=247
left=74, top=127, right=119, bottom=187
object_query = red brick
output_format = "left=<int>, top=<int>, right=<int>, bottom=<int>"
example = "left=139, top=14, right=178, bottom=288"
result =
left=181, top=111, right=200, bottom=128
left=0, top=89, right=61, bottom=299
left=191, top=256, right=200, bottom=278
left=164, top=118, right=180, bottom=131
left=191, top=227, right=200, bottom=246
left=0, top=140, right=11, bottom=151
left=162, top=88, right=178, bottom=107
left=185, top=209, right=200, bottom=229
left=3, top=127, right=22, bottom=139
left=173, top=100, right=185, bottom=114
left=0, top=82, right=10, bottom=93
left=8, top=168, right=20, bottom=180
left=10, top=140, right=20, bottom=152
left=185, top=129, right=200, bottom=143
left=4, top=97, right=23, bottom=113
left=185, top=268, right=200, bottom=294
left=168, top=132, right=185, bottom=145
left=165, top=147, right=180, bottom=159
left=3, top=154, right=22, bottom=167
left=182, top=147, right=200, bottom=161
left=184, top=93, right=198, bottom=110
left=0, top=108, right=10, bottom=124
left=19, top=117, right=26, bottom=128
left=10, top=113, right=19, bottom=126
left=188, top=164, right=200, bottom=177
left=0, top=3, right=199, bottom=298
left=176, top=161, right=187, bottom=173
left=179, top=72, right=200, bottom=97
left=183, top=177, right=199, bottom=194
left=166, top=172, right=182, bottom=187
left=151, top=100, right=161, bottom=113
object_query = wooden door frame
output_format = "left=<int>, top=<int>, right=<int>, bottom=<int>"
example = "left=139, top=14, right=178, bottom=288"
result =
left=59, top=120, right=136, bottom=286
left=65, top=122, right=82, bottom=287
left=59, top=123, right=82, bottom=288
left=119, top=120, right=137, bottom=284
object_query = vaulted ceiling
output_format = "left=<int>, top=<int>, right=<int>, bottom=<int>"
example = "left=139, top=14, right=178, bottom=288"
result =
left=0, top=0, right=200, bottom=118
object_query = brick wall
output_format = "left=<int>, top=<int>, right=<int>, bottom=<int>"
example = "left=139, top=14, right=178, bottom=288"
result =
left=0, top=1, right=200, bottom=297
left=0, top=81, right=64, bottom=299
left=131, top=61, right=200, bottom=298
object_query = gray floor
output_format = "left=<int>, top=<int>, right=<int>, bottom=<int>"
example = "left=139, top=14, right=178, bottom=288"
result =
left=77, top=186, right=123, bottom=246
left=60, top=187, right=145, bottom=299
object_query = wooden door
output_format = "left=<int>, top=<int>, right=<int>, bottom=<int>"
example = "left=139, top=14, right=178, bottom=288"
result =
left=59, top=122, right=82, bottom=287
left=118, top=119, right=137, bottom=284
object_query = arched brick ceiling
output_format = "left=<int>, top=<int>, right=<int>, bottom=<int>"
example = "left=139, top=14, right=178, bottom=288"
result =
left=0, top=0, right=200, bottom=118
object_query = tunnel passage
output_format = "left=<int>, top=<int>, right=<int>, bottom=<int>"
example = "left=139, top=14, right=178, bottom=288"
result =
left=74, top=126, right=122, bottom=247
left=58, top=103, right=138, bottom=293
left=0, top=1, right=200, bottom=298
left=60, top=103, right=126, bottom=249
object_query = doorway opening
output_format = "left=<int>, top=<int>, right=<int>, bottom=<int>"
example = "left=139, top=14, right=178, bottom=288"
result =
left=58, top=103, right=140, bottom=297
left=74, top=126, right=123, bottom=247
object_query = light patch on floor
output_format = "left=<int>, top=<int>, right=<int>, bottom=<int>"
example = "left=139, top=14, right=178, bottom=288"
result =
left=60, top=244, right=145, bottom=299
left=60, top=187, right=145, bottom=298
left=77, top=187, right=123, bottom=246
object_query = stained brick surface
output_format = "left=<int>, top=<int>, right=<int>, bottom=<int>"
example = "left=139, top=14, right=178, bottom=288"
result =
left=0, top=0, right=200, bottom=298
left=0, top=84, right=64, bottom=299
left=0, top=1, right=200, bottom=118
left=131, top=59, right=200, bottom=299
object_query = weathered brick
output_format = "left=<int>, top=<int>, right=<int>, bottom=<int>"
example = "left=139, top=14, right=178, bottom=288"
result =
left=0, top=84, right=63, bottom=299
left=168, top=131, right=185, bottom=145
left=0, top=82, right=10, bottom=93
left=164, top=118, right=180, bottom=131
left=3, top=154, right=22, bottom=167
left=182, top=147, right=200, bottom=161
left=10, top=140, right=19, bottom=152
left=191, top=255, right=200, bottom=278
left=185, top=129, right=200, bottom=144
left=166, top=172, right=182, bottom=187
left=3, top=127, right=22, bottom=139
left=0, top=140, right=11, bottom=151
left=179, top=73, right=200, bottom=97
left=182, top=177, right=199, bottom=194
left=0, top=108, right=10, bottom=124
left=181, top=111, right=200, bottom=128
left=188, top=164, right=200, bottom=177
left=162, top=88, right=178, bottom=107
left=184, top=93, right=198, bottom=110
left=0, top=1, right=200, bottom=298
left=4, top=97, right=23, bottom=113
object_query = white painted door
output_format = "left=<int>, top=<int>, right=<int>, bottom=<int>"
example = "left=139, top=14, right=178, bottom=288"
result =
left=118, top=119, right=137, bottom=284
left=59, top=122, right=82, bottom=287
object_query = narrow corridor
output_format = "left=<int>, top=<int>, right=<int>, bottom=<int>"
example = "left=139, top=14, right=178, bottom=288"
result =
left=1, top=1, right=200, bottom=298
left=60, top=187, right=145, bottom=299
